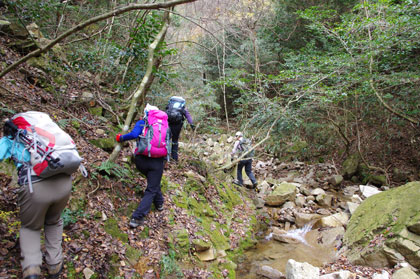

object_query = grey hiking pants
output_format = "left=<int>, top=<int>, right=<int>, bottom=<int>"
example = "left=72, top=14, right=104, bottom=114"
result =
left=18, top=174, right=72, bottom=270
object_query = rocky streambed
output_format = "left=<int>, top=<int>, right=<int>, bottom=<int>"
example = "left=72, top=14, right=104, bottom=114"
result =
left=195, top=135, right=420, bottom=279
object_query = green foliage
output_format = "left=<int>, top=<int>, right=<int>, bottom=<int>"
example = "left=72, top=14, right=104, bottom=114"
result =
left=159, top=249, right=184, bottom=279
left=94, top=161, right=131, bottom=180
left=61, top=208, right=85, bottom=227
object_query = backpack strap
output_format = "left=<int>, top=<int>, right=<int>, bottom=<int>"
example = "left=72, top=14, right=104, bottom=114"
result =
left=11, top=130, right=35, bottom=193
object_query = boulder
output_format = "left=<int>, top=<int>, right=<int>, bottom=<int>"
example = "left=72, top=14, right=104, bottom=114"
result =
left=265, top=182, right=297, bottom=207
left=311, top=188, right=326, bottom=196
left=346, top=202, right=360, bottom=215
left=369, top=175, right=387, bottom=187
left=342, top=153, right=360, bottom=179
left=196, top=247, right=216, bottom=262
left=316, top=194, right=333, bottom=207
left=192, top=239, right=211, bottom=252
left=359, top=185, right=381, bottom=198
left=392, top=168, right=410, bottom=183
left=257, top=265, right=284, bottom=279
left=89, top=138, right=115, bottom=152
left=344, top=182, right=420, bottom=269
left=285, top=259, right=319, bottom=279
left=320, top=270, right=356, bottom=279
left=391, top=267, right=419, bottom=279
left=407, top=222, right=420, bottom=235
left=295, top=213, right=322, bottom=227
left=372, top=271, right=390, bottom=279
left=316, top=212, right=349, bottom=228
left=328, top=175, right=343, bottom=187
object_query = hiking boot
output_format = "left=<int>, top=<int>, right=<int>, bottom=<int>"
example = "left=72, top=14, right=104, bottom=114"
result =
left=233, top=180, right=243, bottom=186
left=129, top=217, right=144, bottom=228
left=47, top=261, right=63, bottom=278
left=23, top=265, right=41, bottom=279
left=156, top=204, right=164, bottom=211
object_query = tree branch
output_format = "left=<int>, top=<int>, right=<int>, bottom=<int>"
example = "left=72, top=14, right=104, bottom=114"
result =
left=108, top=9, right=171, bottom=162
left=0, top=0, right=197, bottom=79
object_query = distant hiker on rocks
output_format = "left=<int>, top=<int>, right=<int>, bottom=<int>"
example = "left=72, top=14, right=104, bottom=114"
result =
left=0, top=112, right=84, bottom=279
left=116, top=104, right=171, bottom=228
left=165, top=96, right=195, bottom=161
left=231, top=131, right=258, bottom=189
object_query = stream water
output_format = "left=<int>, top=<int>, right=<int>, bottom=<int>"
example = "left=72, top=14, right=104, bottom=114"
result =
left=236, top=224, right=338, bottom=278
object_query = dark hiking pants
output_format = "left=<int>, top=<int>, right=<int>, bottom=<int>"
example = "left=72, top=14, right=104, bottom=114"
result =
left=237, top=159, right=256, bottom=185
left=132, top=155, right=164, bottom=219
left=169, top=121, right=183, bottom=161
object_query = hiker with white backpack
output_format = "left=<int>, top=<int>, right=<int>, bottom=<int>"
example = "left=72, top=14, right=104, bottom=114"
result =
left=231, top=131, right=258, bottom=189
left=0, top=111, right=84, bottom=279
left=115, top=104, right=171, bottom=228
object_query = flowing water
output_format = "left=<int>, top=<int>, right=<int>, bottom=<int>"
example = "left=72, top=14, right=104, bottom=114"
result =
left=237, top=223, right=338, bottom=278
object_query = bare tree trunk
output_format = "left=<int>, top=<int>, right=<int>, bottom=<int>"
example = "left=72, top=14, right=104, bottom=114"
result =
left=0, top=0, right=197, bottom=79
left=221, top=17, right=229, bottom=131
left=108, top=10, right=170, bottom=162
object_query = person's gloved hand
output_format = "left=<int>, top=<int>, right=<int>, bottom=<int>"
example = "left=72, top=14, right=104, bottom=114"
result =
left=190, top=124, right=196, bottom=130
left=116, top=133, right=122, bottom=142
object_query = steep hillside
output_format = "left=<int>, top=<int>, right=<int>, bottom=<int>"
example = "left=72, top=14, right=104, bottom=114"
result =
left=0, top=32, right=260, bottom=278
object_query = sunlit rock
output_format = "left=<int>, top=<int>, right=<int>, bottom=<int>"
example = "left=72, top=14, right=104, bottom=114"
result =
left=257, top=265, right=284, bottom=279
left=359, top=185, right=382, bottom=198
left=372, top=270, right=390, bottom=279
left=320, top=270, right=355, bottom=279
left=346, top=202, right=360, bottom=215
left=316, top=212, right=350, bottom=228
left=311, top=188, right=326, bottom=196
left=83, top=267, right=95, bottom=279
left=265, top=182, right=297, bottom=206
left=196, top=247, right=216, bottom=262
left=295, top=195, right=306, bottom=207
left=295, top=213, right=321, bottom=227
left=316, top=194, right=333, bottom=207
left=391, top=267, right=419, bottom=279
left=285, top=259, right=319, bottom=279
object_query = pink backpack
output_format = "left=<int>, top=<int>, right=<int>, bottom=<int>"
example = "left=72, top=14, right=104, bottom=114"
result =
left=135, top=110, right=171, bottom=159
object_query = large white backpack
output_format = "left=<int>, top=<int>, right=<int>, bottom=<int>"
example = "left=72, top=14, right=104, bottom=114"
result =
left=11, top=111, right=83, bottom=189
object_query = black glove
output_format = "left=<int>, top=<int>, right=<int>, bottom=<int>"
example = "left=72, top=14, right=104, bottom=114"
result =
left=190, top=124, right=196, bottom=130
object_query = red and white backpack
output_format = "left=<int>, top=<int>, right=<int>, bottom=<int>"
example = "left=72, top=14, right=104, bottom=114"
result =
left=11, top=111, right=83, bottom=179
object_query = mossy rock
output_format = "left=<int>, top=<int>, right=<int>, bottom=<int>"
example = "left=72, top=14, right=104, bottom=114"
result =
left=369, top=175, right=387, bottom=186
left=286, top=140, right=308, bottom=154
left=342, top=153, right=360, bottom=179
left=89, top=107, right=103, bottom=117
left=188, top=197, right=216, bottom=217
left=184, top=176, right=206, bottom=194
left=201, top=221, right=230, bottom=251
left=89, top=138, right=115, bottom=152
left=104, top=218, right=128, bottom=243
left=170, top=229, right=190, bottom=256
left=344, top=182, right=420, bottom=266
left=189, top=158, right=208, bottom=177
